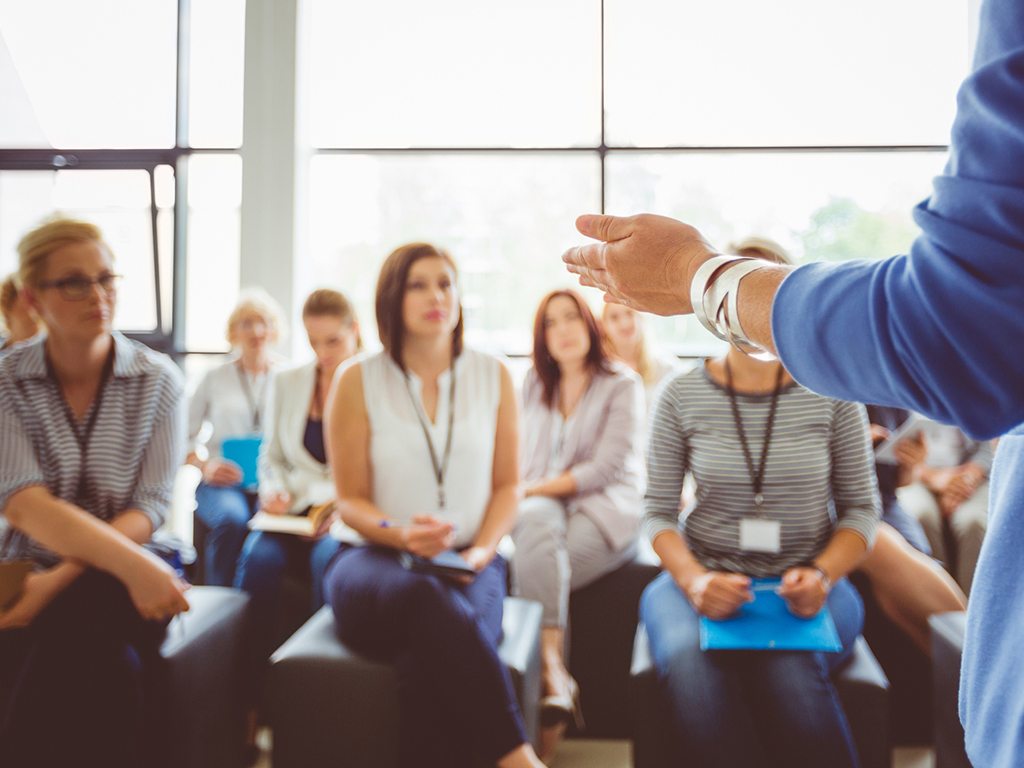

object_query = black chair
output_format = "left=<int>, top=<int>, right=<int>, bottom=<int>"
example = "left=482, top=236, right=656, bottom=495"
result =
left=267, top=598, right=543, bottom=768
left=565, top=548, right=662, bottom=738
left=629, top=626, right=891, bottom=768
left=162, top=586, right=250, bottom=768
left=850, top=571, right=933, bottom=746
left=930, top=611, right=972, bottom=768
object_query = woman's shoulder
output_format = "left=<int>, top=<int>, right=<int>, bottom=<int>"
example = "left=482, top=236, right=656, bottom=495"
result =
left=272, top=358, right=317, bottom=386
left=458, top=345, right=504, bottom=374
left=114, top=333, right=184, bottom=394
left=654, top=360, right=704, bottom=393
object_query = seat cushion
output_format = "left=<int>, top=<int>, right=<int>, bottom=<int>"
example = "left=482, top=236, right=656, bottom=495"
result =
left=162, top=586, right=249, bottom=768
left=268, top=596, right=542, bottom=768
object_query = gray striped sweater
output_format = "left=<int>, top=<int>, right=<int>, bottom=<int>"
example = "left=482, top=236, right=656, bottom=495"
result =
left=643, top=364, right=880, bottom=577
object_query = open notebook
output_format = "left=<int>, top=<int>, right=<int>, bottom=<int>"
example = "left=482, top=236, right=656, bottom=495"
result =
left=249, top=502, right=335, bottom=536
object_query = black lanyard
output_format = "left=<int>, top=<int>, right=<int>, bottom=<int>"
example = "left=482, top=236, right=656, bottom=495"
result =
left=725, top=359, right=784, bottom=509
left=49, top=347, right=116, bottom=505
left=405, top=361, right=456, bottom=510
left=235, top=361, right=264, bottom=431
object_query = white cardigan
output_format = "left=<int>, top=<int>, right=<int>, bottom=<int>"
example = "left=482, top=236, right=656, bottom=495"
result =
left=257, top=360, right=334, bottom=513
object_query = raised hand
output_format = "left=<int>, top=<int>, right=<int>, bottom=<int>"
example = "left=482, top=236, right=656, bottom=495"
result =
left=561, top=213, right=719, bottom=316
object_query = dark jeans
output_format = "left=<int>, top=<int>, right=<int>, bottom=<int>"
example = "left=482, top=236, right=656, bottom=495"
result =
left=641, top=571, right=863, bottom=768
left=194, top=482, right=257, bottom=586
left=234, top=530, right=340, bottom=702
left=0, top=570, right=169, bottom=768
left=324, top=545, right=528, bottom=768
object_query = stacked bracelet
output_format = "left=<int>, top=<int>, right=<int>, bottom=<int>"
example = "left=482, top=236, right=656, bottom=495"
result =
left=690, top=255, right=778, bottom=361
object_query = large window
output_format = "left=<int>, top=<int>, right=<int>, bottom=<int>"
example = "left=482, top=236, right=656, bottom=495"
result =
left=304, top=0, right=968, bottom=355
left=0, top=0, right=246, bottom=355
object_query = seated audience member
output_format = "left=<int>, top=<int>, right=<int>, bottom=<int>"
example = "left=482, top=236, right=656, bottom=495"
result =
left=866, top=405, right=932, bottom=554
left=0, top=273, right=43, bottom=355
left=726, top=240, right=964, bottom=654
left=0, top=218, right=189, bottom=768
left=898, top=424, right=992, bottom=595
left=323, top=244, right=546, bottom=768
left=515, top=289, right=644, bottom=758
left=187, top=289, right=284, bottom=586
left=601, top=301, right=679, bottom=413
left=234, top=289, right=362, bottom=704
left=641, top=328, right=875, bottom=768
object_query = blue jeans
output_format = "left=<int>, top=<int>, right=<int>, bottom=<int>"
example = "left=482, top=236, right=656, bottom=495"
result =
left=324, top=546, right=528, bottom=768
left=194, top=482, right=256, bottom=586
left=641, top=571, right=863, bottom=768
left=234, top=530, right=340, bottom=702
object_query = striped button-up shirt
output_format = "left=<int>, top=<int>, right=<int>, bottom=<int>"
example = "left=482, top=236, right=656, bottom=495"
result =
left=0, top=332, right=185, bottom=567
left=643, top=364, right=880, bottom=578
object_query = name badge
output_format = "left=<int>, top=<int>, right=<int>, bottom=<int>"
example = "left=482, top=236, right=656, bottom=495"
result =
left=740, top=518, right=781, bottom=553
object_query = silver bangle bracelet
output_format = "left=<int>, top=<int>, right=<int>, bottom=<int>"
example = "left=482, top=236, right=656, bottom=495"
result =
left=690, top=255, right=746, bottom=341
left=690, top=255, right=778, bottom=361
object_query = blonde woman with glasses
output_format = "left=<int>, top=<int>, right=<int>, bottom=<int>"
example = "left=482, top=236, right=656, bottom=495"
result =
left=0, top=217, right=189, bottom=767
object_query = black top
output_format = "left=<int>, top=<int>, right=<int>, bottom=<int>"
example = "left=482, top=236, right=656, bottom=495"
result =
left=303, top=418, right=326, bottom=465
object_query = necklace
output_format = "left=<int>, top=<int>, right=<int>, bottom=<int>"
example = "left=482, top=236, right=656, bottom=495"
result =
left=725, top=359, right=785, bottom=509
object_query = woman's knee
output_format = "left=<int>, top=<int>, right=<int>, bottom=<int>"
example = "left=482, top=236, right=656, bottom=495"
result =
left=196, top=485, right=252, bottom=528
left=235, top=533, right=288, bottom=588
left=641, top=573, right=702, bottom=672
left=513, top=496, right=566, bottom=541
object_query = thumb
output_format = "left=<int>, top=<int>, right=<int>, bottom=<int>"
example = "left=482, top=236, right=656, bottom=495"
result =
left=576, top=214, right=634, bottom=243
left=782, top=569, right=802, bottom=587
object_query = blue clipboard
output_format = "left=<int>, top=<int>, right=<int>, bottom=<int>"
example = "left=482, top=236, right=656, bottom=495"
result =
left=221, top=435, right=262, bottom=490
left=699, top=578, right=842, bottom=652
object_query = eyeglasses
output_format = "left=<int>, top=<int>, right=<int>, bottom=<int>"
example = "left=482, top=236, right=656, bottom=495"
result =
left=38, top=274, right=121, bottom=301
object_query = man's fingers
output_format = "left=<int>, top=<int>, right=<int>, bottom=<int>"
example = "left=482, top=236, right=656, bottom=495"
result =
left=575, top=213, right=633, bottom=243
left=562, top=242, right=608, bottom=271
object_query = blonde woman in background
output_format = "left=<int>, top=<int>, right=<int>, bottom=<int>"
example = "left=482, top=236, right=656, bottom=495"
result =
left=187, top=289, right=285, bottom=586
left=0, top=274, right=43, bottom=356
left=601, top=302, right=679, bottom=414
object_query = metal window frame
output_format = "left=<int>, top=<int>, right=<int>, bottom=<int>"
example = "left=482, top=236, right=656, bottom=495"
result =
left=308, top=0, right=950, bottom=217
left=0, top=0, right=242, bottom=362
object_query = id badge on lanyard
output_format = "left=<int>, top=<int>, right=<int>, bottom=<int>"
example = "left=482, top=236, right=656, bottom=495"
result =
left=740, top=518, right=781, bottom=553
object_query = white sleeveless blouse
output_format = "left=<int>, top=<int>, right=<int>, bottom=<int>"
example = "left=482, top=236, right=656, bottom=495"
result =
left=361, top=347, right=502, bottom=549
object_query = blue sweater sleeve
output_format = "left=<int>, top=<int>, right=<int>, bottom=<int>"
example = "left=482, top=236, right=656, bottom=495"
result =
left=772, top=0, right=1024, bottom=442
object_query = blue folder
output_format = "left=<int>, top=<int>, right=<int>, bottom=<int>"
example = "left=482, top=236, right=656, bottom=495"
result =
left=221, top=435, right=262, bottom=490
left=699, top=578, right=842, bottom=652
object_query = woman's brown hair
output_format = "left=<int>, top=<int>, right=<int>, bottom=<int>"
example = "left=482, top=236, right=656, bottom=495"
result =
left=302, top=288, right=363, bottom=351
left=375, top=243, right=463, bottom=370
left=532, top=289, right=613, bottom=409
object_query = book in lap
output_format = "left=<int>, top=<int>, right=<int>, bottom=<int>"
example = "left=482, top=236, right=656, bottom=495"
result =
left=248, top=502, right=335, bottom=536
left=0, top=560, right=35, bottom=613
left=699, top=578, right=842, bottom=652
left=399, top=549, right=476, bottom=580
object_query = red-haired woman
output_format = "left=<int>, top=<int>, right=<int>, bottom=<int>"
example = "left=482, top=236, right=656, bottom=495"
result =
left=514, top=289, right=644, bottom=758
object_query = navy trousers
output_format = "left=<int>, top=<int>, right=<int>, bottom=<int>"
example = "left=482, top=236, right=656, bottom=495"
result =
left=324, top=545, right=529, bottom=768
left=0, top=570, right=169, bottom=768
